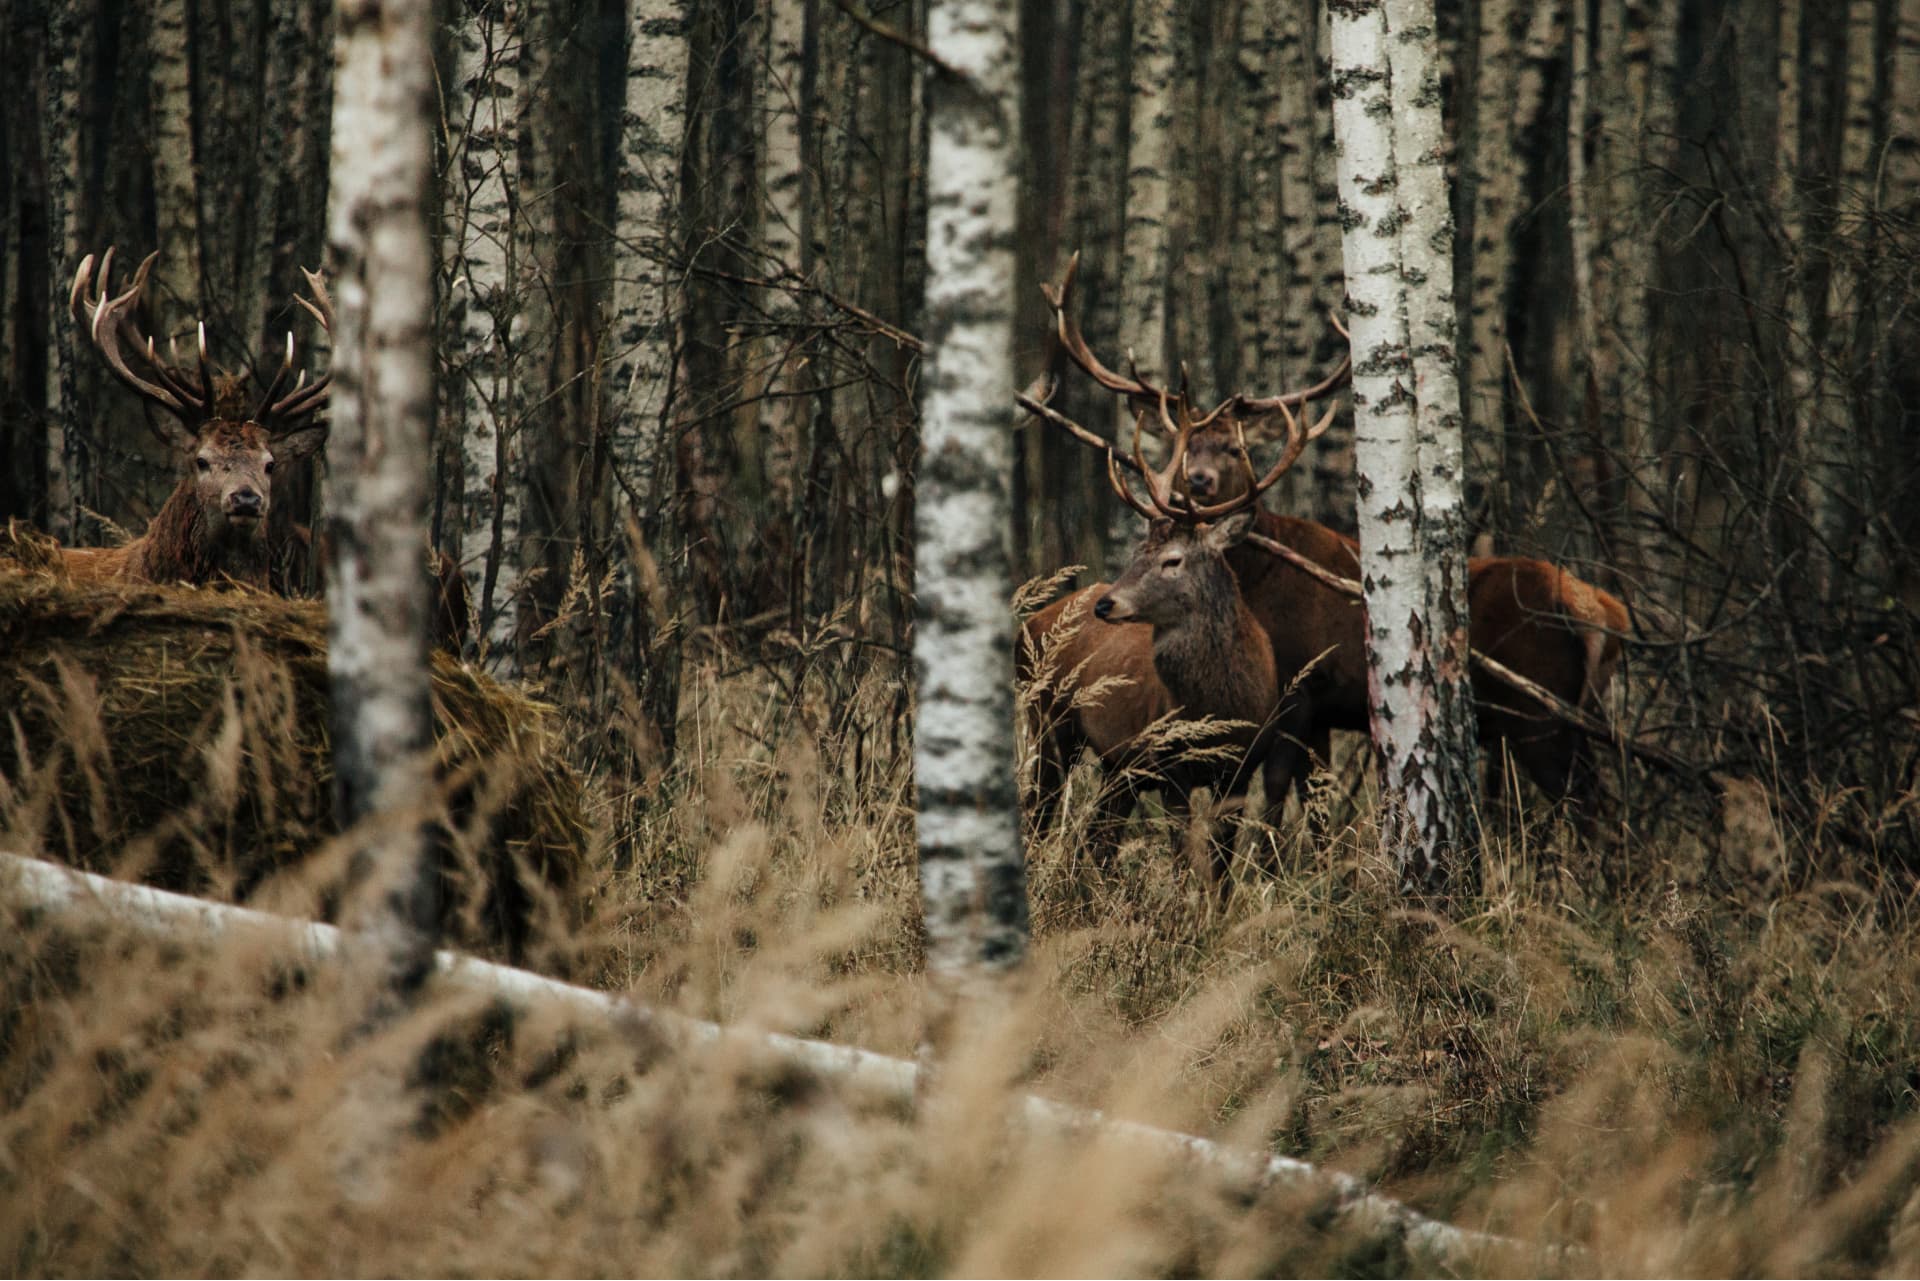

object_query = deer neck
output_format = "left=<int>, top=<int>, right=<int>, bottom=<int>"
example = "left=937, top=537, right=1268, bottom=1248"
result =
left=1150, top=578, right=1275, bottom=726
left=133, top=481, right=271, bottom=587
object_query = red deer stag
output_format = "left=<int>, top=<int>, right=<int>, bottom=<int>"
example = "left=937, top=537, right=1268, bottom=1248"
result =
left=1019, top=278, right=1346, bottom=845
left=57, top=249, right=472, bottom=649
left=1071, top=393, right=1337, bottom=882
left=1020, top=254, right=1629, bottom=839
left=60, top=248, right=331, bottom=589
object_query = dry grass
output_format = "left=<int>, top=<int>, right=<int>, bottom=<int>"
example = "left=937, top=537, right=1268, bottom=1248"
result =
left=5, top=591, right=1920, bottom=1276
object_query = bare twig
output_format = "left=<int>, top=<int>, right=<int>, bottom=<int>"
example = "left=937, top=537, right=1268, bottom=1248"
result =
left=828, top=0, right=970, bottom=84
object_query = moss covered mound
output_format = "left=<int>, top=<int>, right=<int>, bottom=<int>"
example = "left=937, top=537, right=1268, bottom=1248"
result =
left=0, top=551, right=590, bottom=962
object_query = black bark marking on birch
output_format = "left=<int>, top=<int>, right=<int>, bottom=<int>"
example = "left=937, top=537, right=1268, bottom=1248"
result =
left=1329, top=65, right=1387, bottom=99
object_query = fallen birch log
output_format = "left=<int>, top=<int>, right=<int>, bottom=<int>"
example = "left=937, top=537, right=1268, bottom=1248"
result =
left=3, top=850, right=1515, bottom=1267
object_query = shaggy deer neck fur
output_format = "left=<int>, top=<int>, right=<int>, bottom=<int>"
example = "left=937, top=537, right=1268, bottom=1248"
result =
left=1150, top=582, right=1277, bottom=734
left=122, top=478, right=272, bottom=587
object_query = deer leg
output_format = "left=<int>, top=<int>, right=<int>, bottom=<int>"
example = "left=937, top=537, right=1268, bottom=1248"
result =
left=1025, top=728, right=1073, bottom=845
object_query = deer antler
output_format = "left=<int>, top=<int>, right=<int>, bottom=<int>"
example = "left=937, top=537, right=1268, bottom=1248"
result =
left=70, top=248, right=211, bottom=422
left=1041, top=251, right=1182, bottom=420
left=255, top=268, right=334, bottom=426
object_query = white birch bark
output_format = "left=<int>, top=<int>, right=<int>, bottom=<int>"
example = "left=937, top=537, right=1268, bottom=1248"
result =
left=42, top=0, right=91, bottom=541
left=1328, top=0, right=1476, bottom=890
left=1894, top=0, right=1920, bottom=215
left=448, top=0, right=525, bottom=667
left=1462, top=0, right=1516, bottom=506
left=324, top=0, right=440, bottom=987
left=1235, top=0, right=1285, bottom=393
left=148, top=0, right=202, bottom=335
left=1107, top=0, right=1176, bottom=563
left=758, top=0, right=807, bottom=518
left=1566, top=0, right=1598, bottom=368
left=918, top=0, right=1028, bottom=983
left=1120, top=0, right=1175, bottom=385
left=1275, top=0, right=1317, bottom=362
left=1615, top=0, right=1677, bottom=588
left=1385, top=0, right=1478, bottom=824
left=1308, top=5, right=1355, bottom=524
left=1809, top=0, right=1878, bottom=592
left=1776, top=0, right=1817, bottom=556
left=608, top=2, right=690, bottom=504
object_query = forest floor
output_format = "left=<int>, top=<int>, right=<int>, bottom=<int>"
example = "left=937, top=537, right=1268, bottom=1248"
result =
left=6, top=626, right=1920, bottom=1276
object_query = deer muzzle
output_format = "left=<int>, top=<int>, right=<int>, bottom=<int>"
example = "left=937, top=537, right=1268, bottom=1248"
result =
left=225, top=488, right=266, bottom=521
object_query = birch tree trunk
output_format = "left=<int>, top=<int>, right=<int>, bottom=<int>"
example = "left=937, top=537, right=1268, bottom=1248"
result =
left=758, top=0, right=808, bottom=541
left=1058, top=0, right=1126, bottom=572
left=1307, top=4, right=1355, bottom=528
left=148, top=0, right=202, bottom=334
left=1461, top=0, right=1516, bottom=514
left=1328, top=0, right=1478, bottom=891
left=605, top=0, right=691, bottom=762
left=917, top=0, right=1027, bottom=985
left=448, top=0, right=525, bottom=668
left=1893, top=0, right=1920, bottom=216
left=41, top=0, right=91, bottom=542
left=1809, top=0, right=1878, bottom=595
left=1100, top=0, right=1177, bottom=568
left=325, top=0, right=440, bottom=990
left=1385, top=0, right=1479, bottom=834
left=1234, top=0, right=1285, bottom=401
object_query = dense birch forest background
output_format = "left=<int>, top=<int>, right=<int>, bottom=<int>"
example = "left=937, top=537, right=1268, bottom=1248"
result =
left=6, top=0, right=1920, bottom=865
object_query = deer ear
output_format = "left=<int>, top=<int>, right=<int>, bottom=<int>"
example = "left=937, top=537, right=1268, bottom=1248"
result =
left=272, top=421, right=330, bottom=462
left=1204, top=509, right=1258, bottom=551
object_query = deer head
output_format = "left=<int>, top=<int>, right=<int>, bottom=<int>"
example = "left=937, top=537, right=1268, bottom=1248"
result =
left=70, top=248, right=333, bottom=540
left=1096, top=509, right=1261, bottom=626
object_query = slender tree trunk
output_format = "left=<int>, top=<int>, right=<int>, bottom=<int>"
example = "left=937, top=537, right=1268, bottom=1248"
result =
left=448, top=0, right=525, bottom=669
left=918, top=0, right=1028, bottom=985
left=1893, top=0, right=1920, bottom=216
left=1386, top=0, right=1479, bottom=835
left=1328, top=0, right=1478, bottom=892
left=606, top=0, right=691, bottom=763
left=1307, top=2, right=1354, bottom=529
left=1461, top=0, right=1516, bottom=518
left=1058, top=0, right=1126, bottom=572
left=325, top=0, right=440, bottom=992
left=1809, top=0, right=1878, bottom=594
left=1103, top=0, right=1176, bottom=568
left=149, top=0, right=202, bottom=334
left=1235, top=0, right=1285, bottom=395
left=758, top=0, right=808, bottom=553
left=41, top=0, right=91, bottom=543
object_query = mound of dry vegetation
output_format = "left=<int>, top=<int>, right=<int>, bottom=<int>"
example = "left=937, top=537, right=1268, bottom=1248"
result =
left=0, top=541, right=588, bottom=961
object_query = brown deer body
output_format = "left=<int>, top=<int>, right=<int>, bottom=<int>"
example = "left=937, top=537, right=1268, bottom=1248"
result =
left=1018, top=254, right=1628, bottom=837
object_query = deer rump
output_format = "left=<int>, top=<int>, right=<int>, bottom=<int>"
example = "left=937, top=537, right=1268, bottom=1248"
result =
left=1019, top=530, right=1626, bottom=831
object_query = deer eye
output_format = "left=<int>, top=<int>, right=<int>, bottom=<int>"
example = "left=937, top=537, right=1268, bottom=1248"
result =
left=264, top=457, right=276, bottom=474
left=195, top=457, right=212, bottom=472
left=1160, top=556, right=1182, bottom=571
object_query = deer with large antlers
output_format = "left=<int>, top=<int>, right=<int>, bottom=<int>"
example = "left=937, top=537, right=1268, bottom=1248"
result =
left=1018, top=254, right=1348, bottom=850
left=1019, top=253, right=1629, bottom=848
left=58, top=248, right=333, bottom=589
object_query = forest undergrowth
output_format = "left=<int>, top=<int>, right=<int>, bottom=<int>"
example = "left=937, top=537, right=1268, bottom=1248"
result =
left=5, top=623, right=1920, bottom=1277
